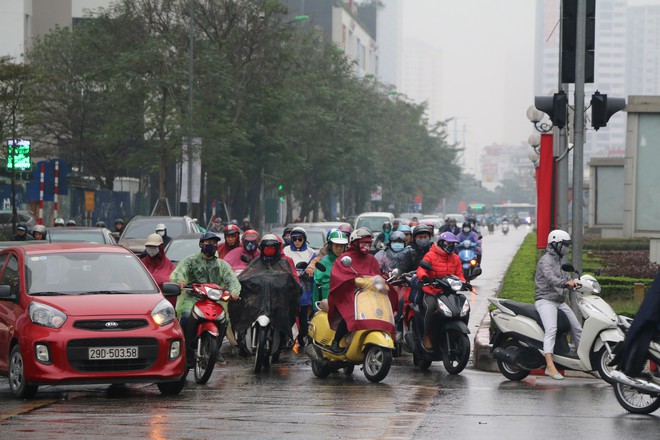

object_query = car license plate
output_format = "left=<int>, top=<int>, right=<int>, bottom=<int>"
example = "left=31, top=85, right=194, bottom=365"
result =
left=88, top=346, right=138, bottom=360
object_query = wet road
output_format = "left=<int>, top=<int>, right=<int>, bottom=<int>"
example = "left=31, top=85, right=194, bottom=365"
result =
left=1, top=226, right=658, bottom=438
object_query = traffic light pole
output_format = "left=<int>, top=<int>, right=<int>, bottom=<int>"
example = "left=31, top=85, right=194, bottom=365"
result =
left=571, top=0, right=587, bottom=273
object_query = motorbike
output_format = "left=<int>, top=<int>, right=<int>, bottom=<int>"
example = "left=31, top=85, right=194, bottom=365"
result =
left=501, top=221, right=509, bottom=235
left=401, top=261, right=478, bottom=375
left=489, top=264, right=625, bottom=383
left=306, top=258, right=396, bottom=383
left=457, top=239, right=481, bottom=281
left=610, top=346, right=660, bottom=414
left=487, top=222, right=495, bottom=235
left=185, top=283, right=232, bottom=384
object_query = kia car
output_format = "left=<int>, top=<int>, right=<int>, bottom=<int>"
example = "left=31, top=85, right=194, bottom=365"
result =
left=0, top=243, right=186, bottom=398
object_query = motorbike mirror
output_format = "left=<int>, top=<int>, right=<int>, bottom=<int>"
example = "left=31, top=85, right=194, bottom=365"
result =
left=340, top=256, right=353, bottom=267
left=472, top=267, right=482, bottom=277
left=315, top=262, right=326, bottom=272
left=161, top=282, right=181, bottom=297
left=421, top=276, right=431, bottom=284
left=240, top=254, right=250, bottom=263
left=419, top=260, right=432, bottom=270
left=561, top=263, right=575, bottom=273
left=389, top=268, right=400, bottom=278
left=295, top=261, right=308, bottom=269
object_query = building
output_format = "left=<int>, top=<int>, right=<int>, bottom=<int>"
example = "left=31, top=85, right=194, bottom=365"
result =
left=626, top=4, right=660, bottom=96
left=375, top=0, right=401, bottom=89
left=398, top=39, right=443, bottom=125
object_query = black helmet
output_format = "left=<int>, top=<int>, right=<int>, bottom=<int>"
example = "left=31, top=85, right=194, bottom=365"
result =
left=95, top=221, right=106, bottom=228
left=412, top=225, right=431, bottom=237
left=462, top=221, right=472, bottom=229
left=114, top=218, right=124, bottom=226
left=199, top=232, right=221, bottom=243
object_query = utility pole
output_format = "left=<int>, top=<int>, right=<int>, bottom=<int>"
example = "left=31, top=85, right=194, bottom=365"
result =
left=556, top=0, right=569, bottom=232
left=571, top=0, right=587, bottom=273
left=186, top=0, right=194, bottom=216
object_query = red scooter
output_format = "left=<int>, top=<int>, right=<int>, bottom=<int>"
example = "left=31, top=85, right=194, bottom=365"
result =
left=186, top=283, right=232, bottom=384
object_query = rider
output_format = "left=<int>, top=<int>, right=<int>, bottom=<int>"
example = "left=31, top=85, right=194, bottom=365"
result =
left=313, top=230, right=348, bottom=307
left=170, top=231, right=241, bottom=364
left=217, top=224, right=241, bottom=259
left=456, top=221, right=482, bottom=264
left=534, top=229, right=582, bottom=380
left=113, top=218, right=125, bottom=237
left=398, top=224, right=413, bottom=246
left=282, top=226, right=294, bottom=246
left=95, top=221, right=106, bottom=228
left=224, top=229, right=260, bottom=272
left=374, top=221, right=393, bottom=251
left=13, top=224, right=34, bottom=241
left=66, top=219, right=77, bottom=227
left=374, top=230, right=407, bottom=274
left=327, top=227, right=384, bottom=353
left=397, top=224, right=433, bottom=274
left=306, top=224, right=352, bottom=277
left=416, top=232, right=465, bottom=351
left=439, top=217, right=460, bottom=235
left=141, top=233, right=176, bottom=306
left=283, top=227, right=317, bottom=348
left=32, top=224, right=48, bottom=241
left=54, top=217, right=65, bottom=227
left=155, top=223, right=171, bottom=248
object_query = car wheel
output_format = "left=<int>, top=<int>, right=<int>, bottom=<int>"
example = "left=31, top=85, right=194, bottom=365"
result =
left=9, top=345, right=38, bottom=399
left=157, top=376, right=186, bottom=395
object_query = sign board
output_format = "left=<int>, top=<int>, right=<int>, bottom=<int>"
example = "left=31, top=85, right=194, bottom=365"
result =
left=6, top=139, right=31, bottom=170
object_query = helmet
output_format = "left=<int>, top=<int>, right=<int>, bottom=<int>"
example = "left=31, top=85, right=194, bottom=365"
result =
left=198, top=232, right=221, bottom=243
left=327, top=230, right=348, bottom=245
left=32, top=224, right=47, bottom=235
left=290, top=226, right=307, bottom=242
left=283, top=226, right=294, bottom=236
left=54, top=218, right=65, bottom=226
left=259, top=233, right=280, bottom=259
left=349, top=227, right=372, bottom=244
left=155, top=223, right=166, bottom=232
left=242, top=217, right=250, bottom=223
left=438, top=231, right=459, bottom=244
left=338, top=223, right=353, bottom=236
left=398, top=225, right=412, bottom=234
left=412, top=225, right=431, bottom=237
left=114, top=218, right=124, bottom=226
left=383, top=221, right=392, bottom=231
left=145, top=233, right=163, bottom=247
left=16, top=223, right=28, bottom=232
left=242, top=229, right=259, bottom=243
left=66, top=219, right=77, bottom=226
left=223, top=224, right=241, bottom=235
left=95, top=221, right=106, bottom=228
left=462, top=221, right=471, bottom=229
left=389, top=231, right=405, bottom=242
left=547, top=229, right=571, bottom=245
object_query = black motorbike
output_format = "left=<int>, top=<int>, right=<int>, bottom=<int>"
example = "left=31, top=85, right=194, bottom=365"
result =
left=401, top=261, right=479, bottom=374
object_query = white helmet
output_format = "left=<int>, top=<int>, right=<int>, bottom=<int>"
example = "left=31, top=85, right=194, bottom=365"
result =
left=547, top=229, right=571, bottom=245
left=156, top=223, right=166, bottom=232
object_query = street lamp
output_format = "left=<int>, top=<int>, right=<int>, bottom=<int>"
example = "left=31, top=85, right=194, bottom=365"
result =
left=526, top=105, right=553, bottom=133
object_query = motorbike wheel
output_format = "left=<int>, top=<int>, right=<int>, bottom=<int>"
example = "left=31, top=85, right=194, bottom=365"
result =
left=194, top=333, right=218, bottom=384
left=442, top=330, right=470, bottom=375
left=254, top=327, right=268, bottom=374
left=613, top=382, right=660, bottom=414
left=8, top=345, right=38, bottom=399
left=592, top=343, right=617, bottom=384
left=497, top=340, right=531, bottom=381
left=311, top=359, right=332, bottom=378
left=363, top=345, right=393, bottom=383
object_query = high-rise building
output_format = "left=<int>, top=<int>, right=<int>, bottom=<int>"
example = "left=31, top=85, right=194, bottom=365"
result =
left=626, top=4, right=660, bottom=96
left=375, top=0, right=401, bottom=89
left=398, top=39, right=443, bottom=125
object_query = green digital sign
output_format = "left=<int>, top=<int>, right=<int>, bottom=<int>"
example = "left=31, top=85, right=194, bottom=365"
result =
left=6, top=139, right=31, bottom=171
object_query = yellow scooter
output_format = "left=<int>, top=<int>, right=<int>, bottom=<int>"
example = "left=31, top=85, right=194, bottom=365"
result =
left=306, top=257, right=396, bottom=383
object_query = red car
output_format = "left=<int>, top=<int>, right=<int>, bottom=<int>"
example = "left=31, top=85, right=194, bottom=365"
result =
left=0, top=243, right=186, bottom=398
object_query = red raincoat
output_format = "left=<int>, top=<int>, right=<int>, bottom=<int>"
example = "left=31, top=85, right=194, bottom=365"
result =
left=141, top=246, right=176, bottom=306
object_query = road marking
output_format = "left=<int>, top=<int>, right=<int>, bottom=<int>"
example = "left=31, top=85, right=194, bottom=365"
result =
left=0, top=399, right=57, bottom=423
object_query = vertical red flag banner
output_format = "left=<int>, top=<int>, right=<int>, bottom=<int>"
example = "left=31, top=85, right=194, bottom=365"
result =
left=536, top=133, right=555, bottom=249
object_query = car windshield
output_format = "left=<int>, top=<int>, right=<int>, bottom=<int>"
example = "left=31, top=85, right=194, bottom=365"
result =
left=166, top=239, right=200, bottom=264
left=49, top=230, right=107, bottom=244
left=123, top=220, right=186, bottom=239
left=306, top=231, right=325, bottom=250
left=26, top=252, right=159, bottom=295
left=355, top=217, right=390, bottom=232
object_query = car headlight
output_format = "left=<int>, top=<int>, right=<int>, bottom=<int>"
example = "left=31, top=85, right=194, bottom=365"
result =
left=29, top=302, right=67, bottom=329
left=152, top=299, right=176, bottom=326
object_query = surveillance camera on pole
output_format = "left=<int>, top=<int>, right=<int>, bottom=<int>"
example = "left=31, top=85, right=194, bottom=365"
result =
left=534, top=91, right=568, bottom=129
left=590, top=91, right=626, bottom=130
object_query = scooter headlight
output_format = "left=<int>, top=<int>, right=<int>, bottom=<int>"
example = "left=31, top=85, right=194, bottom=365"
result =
left=460, top=300, right=470, bottom=317
left=447, top=278, right=463, bottom=292
left=152, top=299, right=176, bottom=326
left=372, top=275, right=387, bottom=293
left=438, top=299, right=453, bottom=317
left=206, top=287, right=222, bottom=301
left=470, top=259, right=478, bottom=267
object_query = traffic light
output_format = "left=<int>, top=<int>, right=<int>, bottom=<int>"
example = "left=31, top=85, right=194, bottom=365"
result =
left=561, top=0, right=595, bottom=84
left=534, top=91, right=568, bottom=129
left=590, top=91, right=626, bottom=130
left=278, top=184, right=285, bottom=201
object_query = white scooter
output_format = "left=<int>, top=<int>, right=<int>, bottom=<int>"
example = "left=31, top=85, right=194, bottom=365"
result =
left=489, top=264, right=625, bottom=383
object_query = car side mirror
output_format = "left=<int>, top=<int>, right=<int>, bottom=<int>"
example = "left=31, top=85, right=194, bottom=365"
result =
left=0, top=285, right=12, bottom=299
left=161, top=282, right=181, bottom=297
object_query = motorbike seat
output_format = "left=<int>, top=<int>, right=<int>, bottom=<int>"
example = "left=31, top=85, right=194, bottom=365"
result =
left=499, top=300, right=572, bottom=332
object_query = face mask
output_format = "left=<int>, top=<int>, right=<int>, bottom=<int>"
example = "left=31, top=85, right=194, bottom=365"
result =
left=157, top=230, right=165, bottom=237
left=463, top=227, right=470, bottom=233
left=558, top=243, right=570, bottom=256
left=283, top=237, right=291, bottom=246
left=145, top=247, right=159, bottom=257
left=358, top=242, right=371, bottom=255
left=441, top=243, right=456, bottom=254
left=244, top=242, right=257, bottom=252
left=416, top=238, right=430, bottom=249
left=201, top=243, right=217, bottom=257
left=391, top=242, right=404, bottom=252
left=263, top=246, right=277, bottom=257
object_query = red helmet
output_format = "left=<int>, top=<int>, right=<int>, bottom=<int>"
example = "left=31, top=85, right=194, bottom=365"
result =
left=223, top=224, right=240, bottom=235
left=242, top=229, right=259, bottom=243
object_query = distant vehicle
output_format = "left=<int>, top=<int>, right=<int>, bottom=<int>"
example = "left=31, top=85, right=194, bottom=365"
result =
left=0, top=242, right=186, bottom=398
left=354, top=212, right=395, bottom=235
left=444, top=214, right=466, bottom=226
left=0, top=210, right=37, bottom=239
left=164, top=233, right=207, bottom=266
left=119, top=216, right=201, bottom=253
left=398, top=212, right=421, bottom=221
left=47, top=227, right=117, bottom=245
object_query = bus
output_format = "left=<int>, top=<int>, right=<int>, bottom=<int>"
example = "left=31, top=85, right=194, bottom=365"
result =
left=492, top=203, right=535, bottom=224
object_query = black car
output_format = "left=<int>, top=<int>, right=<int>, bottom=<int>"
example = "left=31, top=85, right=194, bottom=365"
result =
left=119, top=216, right=201, bottom=253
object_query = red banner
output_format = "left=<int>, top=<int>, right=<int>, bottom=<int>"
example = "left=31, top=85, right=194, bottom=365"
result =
left=536, top=133, right=555, bottom=249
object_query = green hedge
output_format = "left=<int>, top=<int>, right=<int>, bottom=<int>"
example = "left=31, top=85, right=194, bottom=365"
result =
left=497, top=233, right=540, bottom=303
left=583, top=237, right=650, bottom=251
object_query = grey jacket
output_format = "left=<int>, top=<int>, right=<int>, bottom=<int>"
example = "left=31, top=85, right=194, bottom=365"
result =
left=534, top=245, right=570, bottom=303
